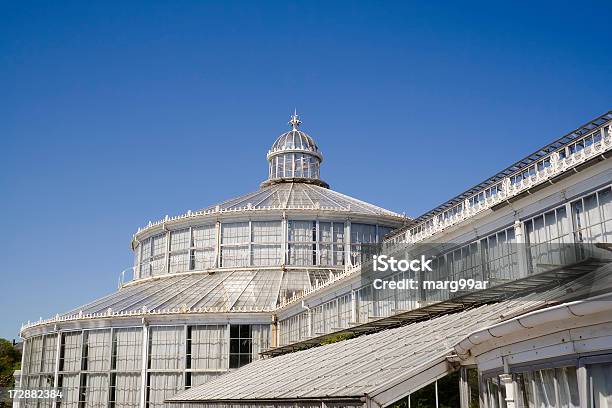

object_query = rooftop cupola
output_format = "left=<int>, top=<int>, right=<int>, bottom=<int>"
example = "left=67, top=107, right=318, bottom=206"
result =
left=262, top=111, right=329, bottom=188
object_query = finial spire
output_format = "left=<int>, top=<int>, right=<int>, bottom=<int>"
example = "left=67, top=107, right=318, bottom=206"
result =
left=289, top=109, right=301, bottom=130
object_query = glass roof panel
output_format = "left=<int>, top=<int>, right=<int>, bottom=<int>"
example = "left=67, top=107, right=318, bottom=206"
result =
left=197, top=182, right=403, bottom=217
left=62, top=269, right=292, bottom=316
left=232, top=270, right=284, bottom=309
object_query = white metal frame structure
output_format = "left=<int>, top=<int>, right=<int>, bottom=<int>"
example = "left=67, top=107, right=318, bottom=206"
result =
left=159, top=111, right=612, bottom=408
left=17, top=111, right=612, bottom=408
left=17, top=113, right=405, bottom=408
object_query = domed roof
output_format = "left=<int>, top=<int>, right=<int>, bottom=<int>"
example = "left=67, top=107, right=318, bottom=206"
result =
left=270, top=130, right=320, bottom=154
left=201, top=182, right=405, bottom=218
left=267, top=111, right=322, bottom=161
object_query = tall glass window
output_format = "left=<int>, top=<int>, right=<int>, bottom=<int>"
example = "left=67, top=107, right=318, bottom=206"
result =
left=589, top=362, right=612, bottom=408
left=350, top=224, right=377, bottom=265
left=513, top=367, right=579, bottom=408
left=252, top=221, right=282, bottom=266
left=229, top=325, right=252, bottom=369
left=319, top=222, right=345, bottom=266
left=525, top=205, right=574, bottom=273
left=192, top=225, right=216, bottom=270
left=148, top=326, right=184, bottom=370
left=140, top=239, right=152, bottom=278
left=146, top=326, right=185, bottom=408
left=186, top=325, right=228, bottom=372
left=169, top=229, right=190, bottom=273
left=572, top=186, right=612, bottom=243
left=80, top=329, right=112, bottom=408
left=150, top=234, right=167, bottom=276
left=220, top=223, right=250, bottom=267
left=448, top=242, right=483, bottom=281
left=288, top=221, right=316, bottom=266
left=481, top=227, right=518, bottom=281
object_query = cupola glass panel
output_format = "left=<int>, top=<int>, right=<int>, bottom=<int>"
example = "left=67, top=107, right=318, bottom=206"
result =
left=264, top=112, right=327, bottom=188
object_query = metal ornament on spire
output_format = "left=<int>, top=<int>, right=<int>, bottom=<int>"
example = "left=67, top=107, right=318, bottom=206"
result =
left=289, top=110, right=302, bottom=130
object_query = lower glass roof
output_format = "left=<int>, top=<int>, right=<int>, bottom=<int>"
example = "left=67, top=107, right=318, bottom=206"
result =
left=62, top=269, right=338, bottom=316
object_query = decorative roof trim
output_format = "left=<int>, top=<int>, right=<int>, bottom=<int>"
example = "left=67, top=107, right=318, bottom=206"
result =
left=387, top=113, right=612, bottom=243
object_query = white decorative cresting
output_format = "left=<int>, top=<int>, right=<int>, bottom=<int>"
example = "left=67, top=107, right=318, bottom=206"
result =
left=398, top=123, right=611, bottom=245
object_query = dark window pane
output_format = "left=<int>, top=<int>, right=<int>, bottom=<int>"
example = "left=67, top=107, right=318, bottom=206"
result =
left=239, top=325, right=251, bottom=338
left=239, top=339, right=252, bottom=354
left=240, top=354, right=251, bottom=367
left=229, top=354, right=240, bottom=369
left=230, top=339, right=239, bottom=354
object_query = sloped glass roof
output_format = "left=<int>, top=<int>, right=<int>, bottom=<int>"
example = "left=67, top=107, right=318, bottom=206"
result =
left=166, top=289, right=568, bottom=405
left=61, top=269, right=336, bottom=315
left=201, top=182, right=404, bottom=218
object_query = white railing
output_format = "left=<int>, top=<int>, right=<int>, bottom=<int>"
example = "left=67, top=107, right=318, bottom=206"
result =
left=133, top=203, right=404, bottom=239
left=20, top=304, right=277, bottom=333
left=396, top=123, right=612, bottom=245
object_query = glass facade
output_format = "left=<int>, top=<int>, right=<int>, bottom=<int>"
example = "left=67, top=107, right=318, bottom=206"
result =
left=482, top=361, right=612, bottom=408
left=21, top=324, right=268, bottom=408
left=277, top=184, right=612, bottom=346
left=18, top=115, right=611, bottom=408
left=135, top=220, right=392, bottom=277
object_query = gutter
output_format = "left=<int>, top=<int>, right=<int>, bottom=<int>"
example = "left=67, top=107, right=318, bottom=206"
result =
left=453, top=291, right=612, bottom=359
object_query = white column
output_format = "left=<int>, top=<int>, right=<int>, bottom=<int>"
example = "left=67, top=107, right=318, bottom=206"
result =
left=215, top=221, right=222, bottom=267
left=499, top=373, right=515, bottom=408
left=291, top=153, right=295, bottom=177
left=225, top=324, right=231, bottom=369
left=350, top=290, right=357, bottom=324
left=281, top=213, right=287, bottom=265
left=183, top=324, right=188, bottom=388
left=164, top=229, right=171, bottom=274
left=514, top=220, right=530, bottom=278
left=345, top=220, right=352, bottom=269
left=459, top=367, right=470, bottom=408
left=577, top=362, right=588, bottom=408
left=564, top=201, right=576, bottom=243
left=315, top=220, right=320, bottom=265
left=188, top=226, right=193, bottom=270
left=134, top=239, right=141, bottom=280
left=435, top=380, right=439, bottom=408
left=307, top=309, right=313, bottom=338
left=271, top=316, right=278, bottom=348
left=16, top=338, right=27, bottom=408
left=248, top=220, right=253, bottom=266
left=139, top=323, right=149, bottom=408
left=52, top=331, right=62, bottom=408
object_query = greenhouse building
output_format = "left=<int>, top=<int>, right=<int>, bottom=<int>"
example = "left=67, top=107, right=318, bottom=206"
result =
left=16, top=113, right=406, bottom=408
left=16, top=111, right=612, bottom=408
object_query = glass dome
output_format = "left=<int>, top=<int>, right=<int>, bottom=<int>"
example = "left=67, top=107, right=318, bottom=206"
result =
left=264, top=112, right=328, bottom=188
left=270, top=131, right=320, bottom=154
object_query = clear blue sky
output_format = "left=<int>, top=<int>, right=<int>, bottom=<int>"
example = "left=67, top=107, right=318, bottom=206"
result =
left=1, top=1, right=610, bottom=340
